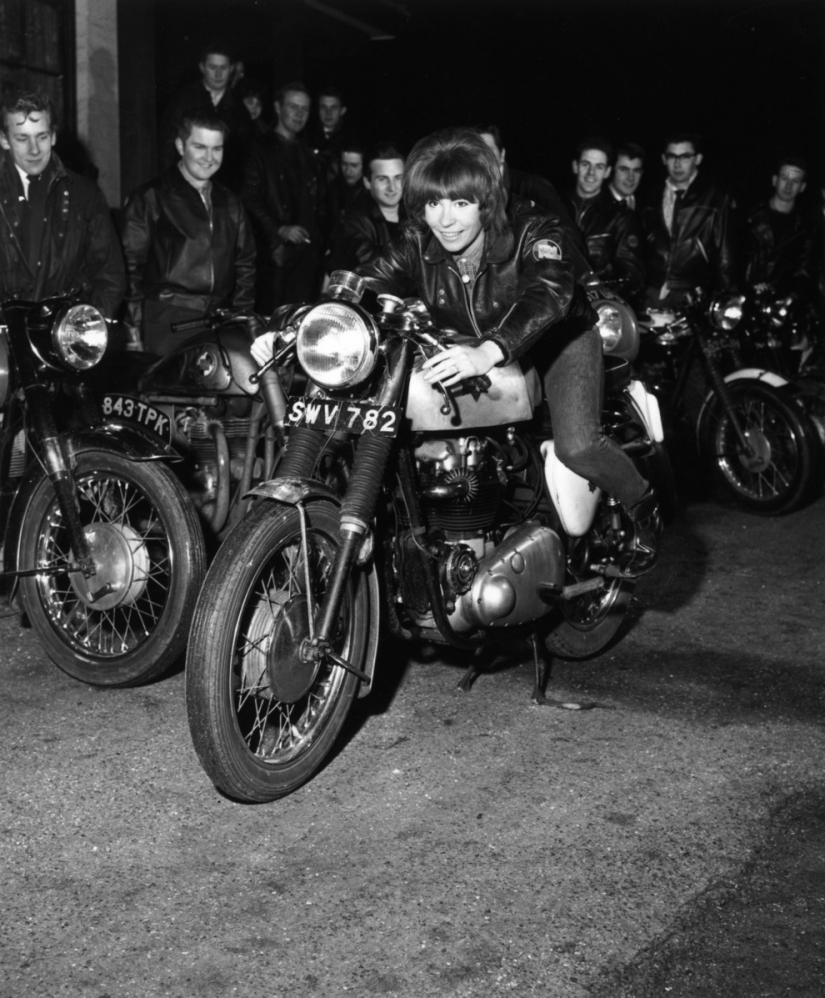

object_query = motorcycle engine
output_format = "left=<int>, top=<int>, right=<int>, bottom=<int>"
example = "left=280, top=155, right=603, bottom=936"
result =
left=415, top=435, right=505, bottom=547
left=395, top=434, right=562, bottom=632
left=172, top=396, right=260, bottom=516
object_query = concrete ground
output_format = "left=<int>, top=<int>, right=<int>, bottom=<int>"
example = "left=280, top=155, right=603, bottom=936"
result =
left=1, top=493, right=823, bottom=997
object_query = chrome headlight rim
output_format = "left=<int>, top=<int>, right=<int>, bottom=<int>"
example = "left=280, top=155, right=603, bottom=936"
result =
left=594, top=298, right=639, bottom=358
left=296, top=302, right=379, bottom=389
left=709, top=293, right=745, bottom=332
left=51, top=303, right=108, bottom=370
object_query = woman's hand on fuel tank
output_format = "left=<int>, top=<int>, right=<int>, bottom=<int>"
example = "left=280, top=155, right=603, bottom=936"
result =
left=422, top=340, right=504, bottom=388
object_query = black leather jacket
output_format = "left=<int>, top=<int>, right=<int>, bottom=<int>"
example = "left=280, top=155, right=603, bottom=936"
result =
left=745, top=201, right=817, bottom=296
left=0, top=153, right=125, bottom=317
left=640, top=173, right=737, bottom=298
left=241, top=132, right=324, bottom=260
left=504, top=166, right=590, bottom=280
left=357, top=200, right=595, bottom=365
left=120, top=165, right=256, bottom=330
left=327, top=196, right=405, bottom=273
left=565, top=188, right=645, bottom=295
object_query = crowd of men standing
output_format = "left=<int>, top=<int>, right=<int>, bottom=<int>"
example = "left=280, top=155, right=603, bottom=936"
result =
left=0, top=38, right=822, bottom=360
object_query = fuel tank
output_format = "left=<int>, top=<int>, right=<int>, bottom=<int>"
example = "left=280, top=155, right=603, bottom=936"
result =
left=406, top=358, right=541, bottom=431
left=139, top=325, right=260, bottom=397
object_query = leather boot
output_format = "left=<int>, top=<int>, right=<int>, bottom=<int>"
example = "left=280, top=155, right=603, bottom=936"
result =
left=622, top=488, right=661, bottom=577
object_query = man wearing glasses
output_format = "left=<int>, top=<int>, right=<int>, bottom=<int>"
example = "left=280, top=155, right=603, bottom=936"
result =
left=640, top=134, right=736, bottom=307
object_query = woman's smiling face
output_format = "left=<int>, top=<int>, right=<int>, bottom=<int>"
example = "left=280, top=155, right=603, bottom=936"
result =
left=424, top=198, right=483, bottom=254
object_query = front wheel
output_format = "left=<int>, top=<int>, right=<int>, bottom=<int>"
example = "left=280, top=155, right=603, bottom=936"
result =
left=185, top=499, right=370, bottom=802
left=19, top=449, right=206, bottom=686
left=699, top=381, right=822, bottom=515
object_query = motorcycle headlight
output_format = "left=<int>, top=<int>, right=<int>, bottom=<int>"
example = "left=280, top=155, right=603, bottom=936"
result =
left=52, top=304, right=108, bottom=369
left=765, top=296, right=793, bottom=329
left=296, top=302, right=379, bottom=389
left=595, top=299, right=639, bottom=360
left=709, top=294, right=745, bottom=331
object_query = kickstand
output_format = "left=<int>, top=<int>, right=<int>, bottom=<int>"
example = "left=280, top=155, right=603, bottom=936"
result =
left=529, top=632, right=611, bottom=711
left=456, top=644, right=485, bottom=692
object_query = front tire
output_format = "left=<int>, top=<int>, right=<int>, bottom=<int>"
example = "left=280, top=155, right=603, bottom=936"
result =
left=699, top=381, right=821, bottom=515
left=19, top=449, right=206, bottom=686
left=185, top=499, right=369, bottom=802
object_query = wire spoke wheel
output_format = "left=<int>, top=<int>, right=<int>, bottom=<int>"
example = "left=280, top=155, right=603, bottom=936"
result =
left=545, top=504, right=634, bottom=660
left=703, top=381, right=820, bottom=514
left=19, top=450, right=205, bottom=686
left=186, top=500, right=369, bottom=802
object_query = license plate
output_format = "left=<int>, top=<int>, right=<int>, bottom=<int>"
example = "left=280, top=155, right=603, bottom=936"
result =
left=101, top=394, right=172, bottom=443
left=286, top=396, right=402, bottom=437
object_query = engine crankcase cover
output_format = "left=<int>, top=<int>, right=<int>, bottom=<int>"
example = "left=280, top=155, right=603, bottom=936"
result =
left=448, top=521, right=564, bottom=632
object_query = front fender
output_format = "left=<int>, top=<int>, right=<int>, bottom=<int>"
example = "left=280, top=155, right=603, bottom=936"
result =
left=696, top=370, right=791, bottom=441
left=66, top=424, right=182, bottom=462
left=244, top=475, right=342, bottom=506
left=724, top=368, right=789, bottom=388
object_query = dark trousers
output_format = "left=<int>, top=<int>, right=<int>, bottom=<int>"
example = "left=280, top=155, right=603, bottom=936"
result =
left=539, top=324, right=649, bottom=509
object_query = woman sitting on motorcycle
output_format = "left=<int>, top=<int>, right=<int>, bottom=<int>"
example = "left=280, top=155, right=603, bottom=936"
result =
left=253, top=127, right=659, bottom=573
left=357, top=127, right=660, bottom=575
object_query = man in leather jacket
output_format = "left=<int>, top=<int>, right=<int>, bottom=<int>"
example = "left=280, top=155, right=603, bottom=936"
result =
left=640, top=133, right=737, bottom=306
left=0, top=91, right=125, bottom=318
left=158, top=43, right=250, bottom=193
left=565, top=137, right=645, bottom=297
left=241, top=82, right=323, bottom=312
left=121, top=112, right=256, bottom=356
left=326, top=141, right=405, bottom=273
left=745, top=157, right=817, bottom=297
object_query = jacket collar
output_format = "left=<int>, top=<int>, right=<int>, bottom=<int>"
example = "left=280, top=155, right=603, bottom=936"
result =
left=421, top=223, right=514, bottom=267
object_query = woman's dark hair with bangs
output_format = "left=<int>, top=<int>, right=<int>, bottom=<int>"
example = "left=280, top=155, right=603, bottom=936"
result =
left=404, top=127, right=507, bottom=239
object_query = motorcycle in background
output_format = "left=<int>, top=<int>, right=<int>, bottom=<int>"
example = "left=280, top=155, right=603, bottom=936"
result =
left=0, top=295, right=206, bottom=686
left=98, top=310, right=292, bottom=545
left=185, top=271, right=671, bottom=802
left=636, top=287, right=823, bottom=515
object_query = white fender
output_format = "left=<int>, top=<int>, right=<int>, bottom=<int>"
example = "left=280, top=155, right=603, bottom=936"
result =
left=540, top=440, right=601, bottom=537
left=724, top=367, right=789, bottom=388
left=627, top=379, right=665, bottom=443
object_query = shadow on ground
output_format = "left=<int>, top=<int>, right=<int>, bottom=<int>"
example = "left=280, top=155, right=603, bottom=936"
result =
left=587, top=788, right=825, bottom=998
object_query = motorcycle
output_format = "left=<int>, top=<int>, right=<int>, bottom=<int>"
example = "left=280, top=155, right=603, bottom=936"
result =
left=636, top=287, right=824, bottom=515
left=97, top=310, right=295, bottom=545
left=0, top=294, right=206, bottom=687
left=728, top=284, right=825, bottom=453
left=185, top=271, right=670, bottom=802
left=736, top=283, right=822, bottom=380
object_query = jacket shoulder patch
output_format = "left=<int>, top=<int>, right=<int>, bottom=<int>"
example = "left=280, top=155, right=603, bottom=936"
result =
left=533, top=239, right=562, bottom=261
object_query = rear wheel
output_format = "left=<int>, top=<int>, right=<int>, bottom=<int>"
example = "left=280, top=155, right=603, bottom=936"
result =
left=545, top=501, right=635, bottom=660
left=186, top=499, right=369, bottom=802
left=699, top=381, right=821, bottom=515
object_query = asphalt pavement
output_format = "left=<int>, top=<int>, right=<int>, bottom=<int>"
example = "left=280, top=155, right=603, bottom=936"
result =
left=1, top=492, right=824, bottom=997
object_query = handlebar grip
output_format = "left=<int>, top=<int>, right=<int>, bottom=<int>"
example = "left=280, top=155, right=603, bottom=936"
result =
left=169, top=316, right=207, bottom=332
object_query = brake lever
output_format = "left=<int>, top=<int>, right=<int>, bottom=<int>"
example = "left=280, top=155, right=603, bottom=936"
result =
left=248, top=341, right=296, bottom=385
